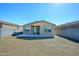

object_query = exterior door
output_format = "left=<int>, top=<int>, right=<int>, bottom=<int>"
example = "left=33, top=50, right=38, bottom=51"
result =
left=32, top=26, right=40, bottom=35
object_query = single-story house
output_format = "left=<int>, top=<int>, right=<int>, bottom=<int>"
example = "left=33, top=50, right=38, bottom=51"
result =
left=56, top=20, right=79, bottom=42
left=0, top=20, right=23, bottom=37
left=23, top=20, right=56, bottom=37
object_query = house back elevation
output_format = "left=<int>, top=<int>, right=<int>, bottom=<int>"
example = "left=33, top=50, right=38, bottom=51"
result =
left=0, top=20, right=23, bottom=37
left=23, top=20, right=56, bottom=36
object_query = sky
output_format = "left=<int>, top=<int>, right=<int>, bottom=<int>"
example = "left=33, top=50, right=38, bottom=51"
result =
left=0, top=3, right=79, bottom=25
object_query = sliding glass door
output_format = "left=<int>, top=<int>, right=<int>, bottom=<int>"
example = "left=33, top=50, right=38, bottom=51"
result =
left=32, top=26, right=40, bottom=35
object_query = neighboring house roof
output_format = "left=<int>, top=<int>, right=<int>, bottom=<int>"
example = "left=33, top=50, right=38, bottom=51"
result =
left=23, top=20, right=56, bottom=26
left=58, top=20, right=79, bottom=27
left=0, top=20, right=21, bottom=26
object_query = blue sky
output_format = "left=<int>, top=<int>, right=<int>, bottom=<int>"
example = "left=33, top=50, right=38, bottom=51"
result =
left=0, top=3, right=79, bottom=25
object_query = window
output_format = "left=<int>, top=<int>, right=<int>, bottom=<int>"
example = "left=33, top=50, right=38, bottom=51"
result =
left=24, top=29, right=29, bottom=32
left=24, top=26, right=30, bottom=33
left=44, top=26, right=51, bottom=32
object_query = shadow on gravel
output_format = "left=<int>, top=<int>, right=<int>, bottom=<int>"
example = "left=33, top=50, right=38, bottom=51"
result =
left=16, top=36, right=54, bottom=40
left=57, top=35, right=79, bottom=43
left=15, top=34, right=55, bottom=40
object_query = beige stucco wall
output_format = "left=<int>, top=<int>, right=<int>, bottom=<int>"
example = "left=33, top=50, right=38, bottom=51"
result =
left=18, top=26, right=23, bottom=32
left=2, top=24, right=17, bottom=29
left=23, top=25, right=32, bottom=34
left=0, top=22, right=23, bottom=37
left=23, top=21, right=56, bottom=35
left=2, top=24, right=23, bottom=32
left=32, top=22, right=55, bottom=35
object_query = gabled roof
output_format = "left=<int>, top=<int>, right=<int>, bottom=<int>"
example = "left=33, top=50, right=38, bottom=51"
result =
left=23, top=20, right=56, bottom=26
left=0, top=20, right=21, bottom=26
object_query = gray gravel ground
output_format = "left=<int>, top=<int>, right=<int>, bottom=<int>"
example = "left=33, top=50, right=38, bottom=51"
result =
left=0, top=35, right=79, bottom=56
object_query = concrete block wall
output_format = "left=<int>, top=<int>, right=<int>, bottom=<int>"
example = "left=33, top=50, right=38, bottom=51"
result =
left=58, top=29, right=79, bottom=40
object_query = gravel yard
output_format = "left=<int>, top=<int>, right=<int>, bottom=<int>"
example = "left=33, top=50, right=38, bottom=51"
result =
left=0, top=35, right=79, bottom=56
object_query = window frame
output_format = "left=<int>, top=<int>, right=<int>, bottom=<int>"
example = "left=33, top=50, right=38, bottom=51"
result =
left=44, top=26, right=52, bottom=32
